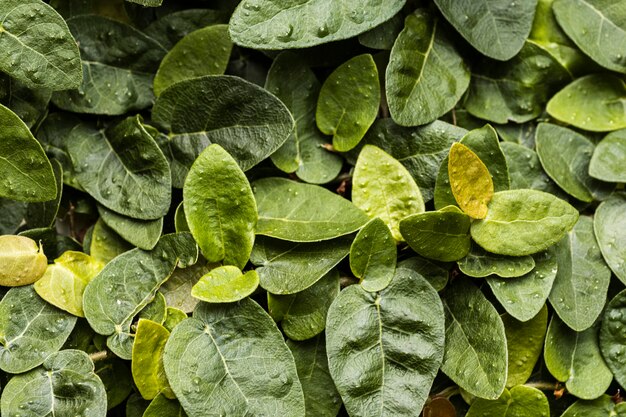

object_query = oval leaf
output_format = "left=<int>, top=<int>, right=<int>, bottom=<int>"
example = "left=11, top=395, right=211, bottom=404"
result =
left=590, top=129, right=626, bottom=182
left=0, top=235, right=47, bottom=287
left=504, top=307, right=548, bottom=387
left=458, top=245, right=535, bottom=279
left=191, top=265, right=259, bottom=303
left=594, top=192, right=626, bottom=284
left=350, top=218, right=396, bottom=292
left=132, top=319, right=173, bottom=400
left=448, top=142, right=494, bottom=219
left=466, top=386, right=549, bottom=417
left=97, top=205, right=163, bottom=251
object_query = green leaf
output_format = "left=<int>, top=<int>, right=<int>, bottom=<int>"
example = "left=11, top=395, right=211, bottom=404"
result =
left=350, top=218, right=396, bottom=292
left=358, top=13, right=404, bottom=50
left=0, top=198, right=26, bottom=234
left=143, top=393, right=188, bottom=417
left=547, top=74, right=626, bottom=132
left=501, top=142, right=564, bottom=196
left=97, top=205, right=163, bottom=251
left=0, top=286, right=77, bottom=373
left=458, top=245, right=536, bottom=278
left=552, top=0, right=626, bottom=73
left=487, top=249, right=558, bottom=321
left=466, top=385, right=549, bottom=417
left=504, top=307, right=548, bottom=387
left=34, top=251, right=104, bottom=317
left=67, top=115, right=171, bottom=220
left=287, top=335, right=341, bottom=417
left=386, top=9, right=470, bottom=126
left=0, top=235, right=47, bottom=287
left=435, top=125, right=509, bottom=210
left=268, top=270, right=339, bottom=341
left=90, top=218, right=133, bottom=264
left=561, top=396, right=626, bottom=417
left=316, top=54, right=379, bottom=151
left=265, top=52, right=341, bottom=184
left=590, top=129, right=626, bottom=182
left=352, top=145, right=425, bottom=241
left=83, top=233, right=198, bottom=360
left=26, top=159, right=63, bottom=229
left=127, top=0, right=162, bottom=7
left=0, top=72, right=51, bottom=129
left=52, top=15, right=167, bottom=115
left=600, top=289, right=626, bottom=390
left=132, top=319, right=173, bottom=400
left=138, top=292, right=167, bottom=324
left=544, top=314, right=612, bottom=400
left=144, top=9, right=228, bottom=50
left=153, top=75, right=295, bottom=172
left=326, top=268, right=445, bottom=415
left=154, top=25, right=232, bottom=96
left=471, top=189, right=579, bottom=256
left=400, top=208, right=471, bottom=262
left=163, top=299, right=305, bottom=416
left=0, top=0, right=82, bottom=90
left=254, top=177, right=369, bottom=242
left=126, top=393, right=150, bottom=417
left=441, top=278, right=507, bottom=399
left=191, top=265, right=259, bottom=303
left=174, top=202, right=189, bottom=233
left=355, top=118, right=467, bottom=202
left=0, top=350, right=106, bottom=417
left=228, top=0, right=406, bottom=50
left=160, top=262, right=211, bottom=313
left=536, top=123, right=614, bottom=202
left=251, top=236, right=351, bottom=294
left=594, top=193, right=626, bottom=284
left=0, top=104, right=56, bottom=202
left=448, top=142, right=494, bottom=219
left=95, top=357, right=133, bottom=410
left=184, top=144, right=257, bottom=268
left=464, top=41, right=571, bottom=124
left=549, top=216, right=611, bottom=331
left=397, top=256, right=450, bottom=291
left=433, top=0, right=538, bottom=60
left=164, top=307, right=187, bottom=332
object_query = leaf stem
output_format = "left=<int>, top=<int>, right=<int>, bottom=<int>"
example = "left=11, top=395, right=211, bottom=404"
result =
left=88, top=351, right=109, bottom=362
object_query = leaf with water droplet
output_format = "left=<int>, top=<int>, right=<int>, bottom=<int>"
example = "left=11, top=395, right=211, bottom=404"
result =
left=163, top=307, right=187, bottom=332
left=458, top=244, right=535, bottom=278
left=448, top=142, right=494, bottom=219
left=132, top=319, right=174, bottom=400
left=501, top=141, right=565, bottom=197
left=589, top=129, right=626, bottom=182
left=326, top=268, right=445, bottom=416
left=466, top=385, right=549, bottom=417
left=386, top=9, right=470, bottom=126
left=353, top=145, right=425, bottom=241
left=90, top=219, right=133, bottom=264
left=0, top=350, right=106, bottom=417
left=191, top=265, right=259, bottom=303
left=97, top=205, right=163, bottom=251
left=268, top=270, right=339, bottom=341
left=594, top=192, right=626, bottom=284
left=160, top=262, right=212, bottom=313
left=561, top=395, right=626, bottom=417
left=600, top=288, right=626, bottom=390
left=544, top=314, right=612, bottom=399
left=350, top=218, right=396, bottom=292
left=163, top=298, right=305, bottom=416
left=0, top=235, right=47, bottom=287
left=504, top=306, right=548, bottom=387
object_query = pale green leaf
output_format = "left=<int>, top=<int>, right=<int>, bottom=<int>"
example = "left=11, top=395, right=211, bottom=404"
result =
left=191, top=266, right=259, bottom=303
left=448, top=142, right=494, bottom=219
left=466, top=386, right=549, bottom=417
left=0, top=235, right=47, bottom=287
left=89, top=219, right=132, bottom=264
left=350, top=218, right=396, bottom=292
left=589, top=129, right=626, bottom=182
left=132, top=319, right=173, bottom=400
left=504, top=307, right=548, bottom=387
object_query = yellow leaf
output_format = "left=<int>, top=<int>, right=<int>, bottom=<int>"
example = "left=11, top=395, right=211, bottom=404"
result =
left=448, top=143, right=494, bottom=219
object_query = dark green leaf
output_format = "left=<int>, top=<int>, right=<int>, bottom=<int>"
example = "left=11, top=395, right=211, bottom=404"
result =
left=589, top=129, right=626, bottom=182
left=98, top=205, right=163, bottom=250
left=600, top=289, right=626, bottom=390
left=594, top=192, right=626, bottom=284
left=504, top=306, right=548, bottom=387
left=458, top=244, right=535, bottom=278
left=350, top=218, right=396, bottom=292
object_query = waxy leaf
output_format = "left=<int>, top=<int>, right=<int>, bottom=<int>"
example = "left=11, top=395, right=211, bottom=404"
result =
left=143, top=394, right=187, bottom=417
left=594, top=193, right=626, bottom=283
left=268, top=270, right=339, bottom=341
left=97, top=205, right=163, bottom=251
left=501, top=142, right=564, bottom=196
left=549, top=216, right=611, bottom=331
left=358, top=13, right=404, bottom=50
left=144, top=9, right=228, bottom=50
left=441, top=278, right=507, bottom=399
left=184, top=144, right=256, bottom=268
left=0, top=350, right=106, bottom=417
left=316, top=54, right=380, bottom=152
left=553, top=0, right=626, bottom=73
left=466, top=385, right=549, bottom=417
left=265, top=52, right=341, bottom=184
left=153, top=75, right=294, bottom=172
left=0, top=235, right=47, bottom=287
left=544, top=314, right=612, bottom=399
left=83, top=233, right=198, bottom=360
left=398, top=256, right=450, bottom=291
left=487, top=249, right=558, bottom=321
left=350, top=218, right=396, bottom=292
left=386, top=9, right=470, bottom=126
left=471, top=190, right=579, bottom=256
left=0, top=286, right=76, bottom=373
left=160, top=263, right=211, bottom=314
left=89, top=219, right=132, bottom=264
left=503, top=307, right=547, bottom=387
left=0, top=104, right=56, bottom=202
left=590, top=129, right=626, bottom=182
left=164, top=307, right=187, bottom=332
left=191, top=265, right=259, bottom=303
left=0, top=71, right=51, bottom=129
left=433, top=0, right=538, bottom=60
left=67, top=115, right=171, bottom=220
left=400, top=208, right=471, bottom=262
left=547, top=74, right=626, bottom=132
left=356, top=119, right=467, bottom=201
left=132, top=319, right=172, bottom=400
left=138, top=292, right=167, bottom=325
left=228, top=0, right=406, bottom=50
left=154, top=25, right=232, bottom=96
left=95, top=357, right=133, bottom=411
left=52, top=15, right=167, bottom=115
left=458, top=245, right=535, bottom=278
left=254, top=177, right=368, bottom=242
left=448, top=142, right=494, bottom=219
left=26, top=159, right=63, bottom=229
left=561, top=396, right=626, bottom=417
left=600, top=289, right=626, bottom=390
left=34, top=251, right=103, bottom=317
left=536, top=123, right=614, bottom=202
left=287, top=336, right=341, bottom=417
left=352, top=145, right=425, bottom=241
left=251, top=236, right=351, bottom=294
left=0, top=0, right=82, bottom=90
left=163, top=299, right=305, bottom=416
left=326, top=268, right=445, bottom=416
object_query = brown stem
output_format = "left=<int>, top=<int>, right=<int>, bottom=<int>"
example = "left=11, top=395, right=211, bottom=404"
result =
left=88, top=351, right=109, bottom=363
